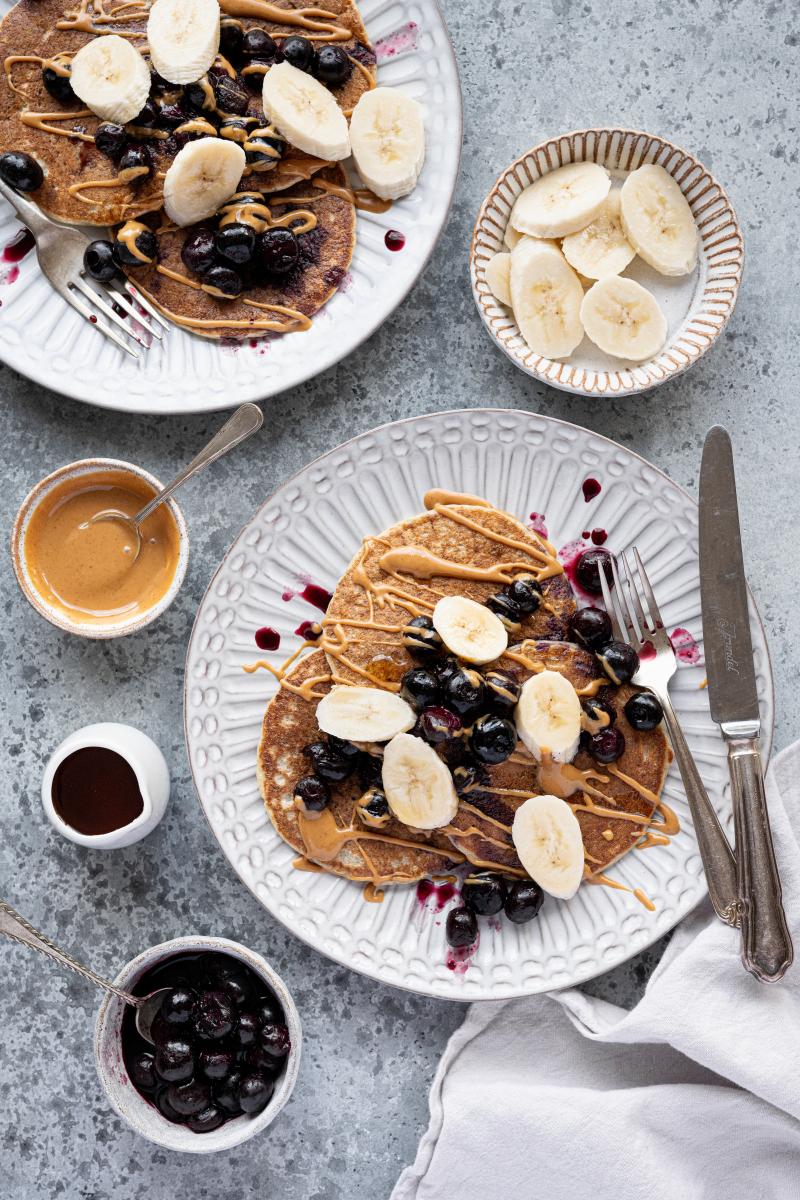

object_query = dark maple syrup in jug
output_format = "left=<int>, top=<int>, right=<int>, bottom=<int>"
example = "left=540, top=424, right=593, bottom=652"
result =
left=52, top=747, right=144, bottom=835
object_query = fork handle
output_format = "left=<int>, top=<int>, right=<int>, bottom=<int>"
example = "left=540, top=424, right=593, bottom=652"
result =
left=0, top=177, right=55, bottom=239
left=657, top=693, right=740, bottom=926
left=727, top=737, right=793, bottom=982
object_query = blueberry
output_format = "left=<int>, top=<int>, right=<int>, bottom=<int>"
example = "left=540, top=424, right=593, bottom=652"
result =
left=315, top=44, right=352, bottom=87
left=356, top=786, right=390, bottom=828
left=452, top=761, right=486, bottom=795
left=258, top=1022, right=291, bottom=1059
left=236, top=1011, right=261, bottom=1047
left=185, top=78, right=215, bottom=112
left=581, top=697, right=616, bottom=730
left=293, top=774, right=330, bottom=815
left=470, top=714, right=517, bottom=765
left=575, top=548, right=614, bottom=596
left=357, top=752, right=383, bottom=790
left=303, top=740, right=354, bottom=783
left=624, top=691, right=663, bottom=731
left=435, top=657, right=460, bottom=689
left=155, top=1086, right=185, bottom=1123
left=461, top=871, right=506, bottom=916
left=94, top=122, right=127, bottom=160
left=327, top=735, right=360, bottom=761
left=215, top=221, right=255, bottom=265
left=214, top=73, right=250, bottom=115
left=245, top=129, right=284, bottom=169
left=256, top=227, right=299, bottom=276
left=588, top=726, right=626, bottom=764
left=254, top=993, right=284, bottom=1027
left=483, top=670, right=521, bottom=715
left=444, top=667, right=486, bottom=719
left=204, top=958, right=254, bottom=1007
left=238, top=1071, right=274, bottom=1114
left=242, top=28, right=278, bottom=60
left=402, top=614, right=443, bottom=660
left=215, top=1068, right=244, bottom=1114
left=417, top=705, right=462, bottom=745
left=154, top=1038, right=194, bottom=1084
left=162, top=986, right=196, bottom=1025
left=42, top=66, right=74, bottom=105
left=598, top=640, right=639, bottom=685
left=157, top=101, right=193, bottom=127
left=507, top=575, right=542, bottom=615
left=400, top=666, right=440, bottom=711
left=187, top=1103, right=226, bottom=1133
left=445, top=906, right=477, bottom=949
left=504, top=880, right=544, bottom=923
left=113, top=226, right=157, bottom=267
left=486, top=590, right=522, bottom=630
left=129, top=1050, right=157, bottom=1091
left=0, top=151, right=43, bottom=192
left=193, top=990, right=236, bottom=1041
left=167, top=1079, right=212, bottom=1117
left=569, top=606, right=613, bottom=650
left=83, top=239, right=118, bottom=283
left=198, top=1047, right=235, bottom=1081
left=133, top=98, right=159, bottom=127
left=280, top=35, right=316, bottom=73
left=220, top=18, right=245, bottom=62
left=203, top=264, right=243, bottom=297
left=181, top=227, right=217, bottom=275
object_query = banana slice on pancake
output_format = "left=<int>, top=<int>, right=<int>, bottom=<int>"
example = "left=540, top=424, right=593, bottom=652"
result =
left=432, top=596, right=508, bottom=665
left=69, top=35, right=151, bottom=125
left=316, top=686, right=416, bottom=742
left=147, top=0, right=221, bottom=85
left=382, top=733, right=458, bottom=830
left=263, top=61, right=350, bottom=161
left=163, top=137, right=245, bottom=226
left=349, top=87, right=425, bottom=201
left=515, top=670, right=581, bottom=763
left=512, top=794, right=584, bottom=899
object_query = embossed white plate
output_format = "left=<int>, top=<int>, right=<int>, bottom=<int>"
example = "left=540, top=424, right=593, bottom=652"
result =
left=470, top=129, right=744, bottom=397
left=184, top=409, right=773, bottom=999
left=0, top=0, right=461, bottom=414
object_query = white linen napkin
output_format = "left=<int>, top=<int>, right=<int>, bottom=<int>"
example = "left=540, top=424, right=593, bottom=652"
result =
left=393, top=742, right=800, bottom=1200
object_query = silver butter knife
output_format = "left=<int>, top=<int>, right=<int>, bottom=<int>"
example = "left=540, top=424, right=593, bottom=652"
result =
left=699, top=425, right=793, bottom=982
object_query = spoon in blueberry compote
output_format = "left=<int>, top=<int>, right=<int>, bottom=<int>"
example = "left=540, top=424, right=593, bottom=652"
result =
left=88, top=401, right=263, bottom=561
left=0, top=899, right=168, bottom=1043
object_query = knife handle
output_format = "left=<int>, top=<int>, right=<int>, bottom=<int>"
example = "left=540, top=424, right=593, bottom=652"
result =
left=728, top=738, right=793, bottom=982
left=659, top=699, right=739, bottom=926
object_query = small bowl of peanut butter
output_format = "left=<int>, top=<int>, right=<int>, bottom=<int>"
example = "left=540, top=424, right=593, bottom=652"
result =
left=11, top=458, right=188, bottom=639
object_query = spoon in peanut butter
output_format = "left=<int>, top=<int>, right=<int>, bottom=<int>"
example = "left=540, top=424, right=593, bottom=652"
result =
left=89, top=402, right=263, bottom=560
left=0, top=900, right=168, bottom=1043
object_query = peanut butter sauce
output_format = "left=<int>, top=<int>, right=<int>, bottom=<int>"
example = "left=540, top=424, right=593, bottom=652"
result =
left=24, top=469, right=181, bottom=626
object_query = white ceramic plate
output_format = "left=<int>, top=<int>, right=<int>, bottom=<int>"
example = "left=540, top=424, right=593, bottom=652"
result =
left=0, top=0, right=461, bottom=414
left=184, top=409, right=773, bottom=1000
left=470, top=129, right=744, bottom=397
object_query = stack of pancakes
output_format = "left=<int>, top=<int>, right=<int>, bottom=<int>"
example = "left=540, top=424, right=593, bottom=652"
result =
left=257, top=495, right=671, bottom=891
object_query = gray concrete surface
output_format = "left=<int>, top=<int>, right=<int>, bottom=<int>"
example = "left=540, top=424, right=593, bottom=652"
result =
left=2, top=0, right=798, bottom=1196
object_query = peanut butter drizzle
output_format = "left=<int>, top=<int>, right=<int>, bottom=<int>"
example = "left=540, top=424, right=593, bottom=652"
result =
left=68, top=163, right=149, bottom=200
left=174, top=117, right=217, bottom=137
left=117, top=218, right=153, bottom=263
left=292, top=855, right=325, bottom=872
left=575, top=678, right=605, bottom=698
left=580, top=706, right=611, bottom=734
left=430, top=502, right=563, bottom=580
left=342, top=53, right=376, bottom=111
left=309, top=175, right=391, bottom=213
left=217, top=195, right=316, bottom=235
left=21, top=109, right=95, bottom=143
left=583, top=868, right=656, bottom=911
left=423, top=489, right=493, bottom=510
left=378, top=546, right=541, bottom=585
left=219, top=0, right=351, bottom=41
left=297, top=808, right=463, bottom=872
left=57, top=0, right=148, bottom=38
left=152, top=265, right=312, bottom=331
left=363, top=882, right=385, bottom=903
left=5, top=52, right=74, bottom=98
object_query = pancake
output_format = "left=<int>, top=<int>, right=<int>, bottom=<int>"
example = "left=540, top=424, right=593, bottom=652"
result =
left=121, top=164, right=356, bottom=337
left=0, top=0, right=376, bottom=225
left=445, top=640, right=672, bottom=877
left=257, top=649, right=464, bottom=885
left=323, top=494, right=577, bottom=688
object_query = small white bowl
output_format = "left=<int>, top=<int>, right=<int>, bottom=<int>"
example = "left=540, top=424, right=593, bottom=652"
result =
left=95, top=936, right=301, bottom=1154
left=470, top=127, right=744, bottom=397
left=42, top=722, right=170, bottom=849
left=11, top=457, right=189, bottom=639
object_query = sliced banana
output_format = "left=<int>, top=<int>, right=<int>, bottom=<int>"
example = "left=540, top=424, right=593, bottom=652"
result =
left=485, top=251, right=511, bottom=305
left=620, top=164, right=698, bottom=276
left=580, top=275, right=667, bottom=362
left=349, top=87, right=425, bottom=201
left=510, top=240, right=584, bottom=360
left=69, top=35, right=150, bottom=126
left=510, top=162, right=610, bottom=239
left=512, top=794, right=584, bottom=899
left=381, top=733, right=459, bottom=830
left=432, top=596, right=508, bottom=665
left=316, top=685, right=416, bottom=743
left=147, top=0, right=220, bottom=86
left=561, top=191, right=635, bottom=280
left=163, top=136, right=245, bottom=227
left=504, top=223, right=522, bottom=250
left=515, top=669, right=581, bottom=763
left=263, top=61, right=350, bottom=162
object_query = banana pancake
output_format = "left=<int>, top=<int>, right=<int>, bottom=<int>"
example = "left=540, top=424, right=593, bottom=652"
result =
left=119, top=163, right=355, bottom=337
left=0, top=0, right=376, bottom=225
left=257, top=649, right=464, bottom=885
left=323, top=492, right=577, bottom=689
left=445, top=640, right=671, bottom=878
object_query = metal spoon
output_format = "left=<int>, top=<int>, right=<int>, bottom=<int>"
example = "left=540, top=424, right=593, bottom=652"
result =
left=89, top=401, right=264, bottom=560
left=1, top=899, right=167, bottom=1043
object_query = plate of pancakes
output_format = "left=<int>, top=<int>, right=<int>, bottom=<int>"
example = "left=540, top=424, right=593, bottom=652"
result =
left=184, top=409, right=774, bottom=999
left=0, top=0, right=461, bottom=413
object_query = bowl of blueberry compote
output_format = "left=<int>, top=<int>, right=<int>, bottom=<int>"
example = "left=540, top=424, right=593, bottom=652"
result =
left=94, top=936, right=301, bottom=1153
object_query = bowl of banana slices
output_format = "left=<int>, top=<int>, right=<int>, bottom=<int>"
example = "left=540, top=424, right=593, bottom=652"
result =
left=470, top=128, right=744, bottom=398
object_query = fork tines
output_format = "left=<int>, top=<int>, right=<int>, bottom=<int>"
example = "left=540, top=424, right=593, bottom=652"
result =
left=598, top=548, right=670, bottom=653
left=70, top=273, right=169, bottom=359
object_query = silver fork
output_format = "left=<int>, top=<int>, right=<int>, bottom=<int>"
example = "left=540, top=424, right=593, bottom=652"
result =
left=599, top=547, right=740, bottom=927
left=0, top=177, right=168, bottom=358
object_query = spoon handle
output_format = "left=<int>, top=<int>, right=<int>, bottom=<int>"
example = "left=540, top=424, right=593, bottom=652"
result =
left=134, top=401, right=264, bottom=526
left=0, top=900, right=142, bottom=1006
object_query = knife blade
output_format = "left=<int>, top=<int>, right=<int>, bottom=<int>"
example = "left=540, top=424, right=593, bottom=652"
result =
left=699, top=425, right=792, bottom=982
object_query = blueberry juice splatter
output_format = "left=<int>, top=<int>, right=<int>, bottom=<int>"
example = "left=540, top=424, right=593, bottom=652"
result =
left=582, top=477, right=602, bottom=502
left=670, top=627, right=701, bottom=665
left=255, top=626, right=281, bottom=651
